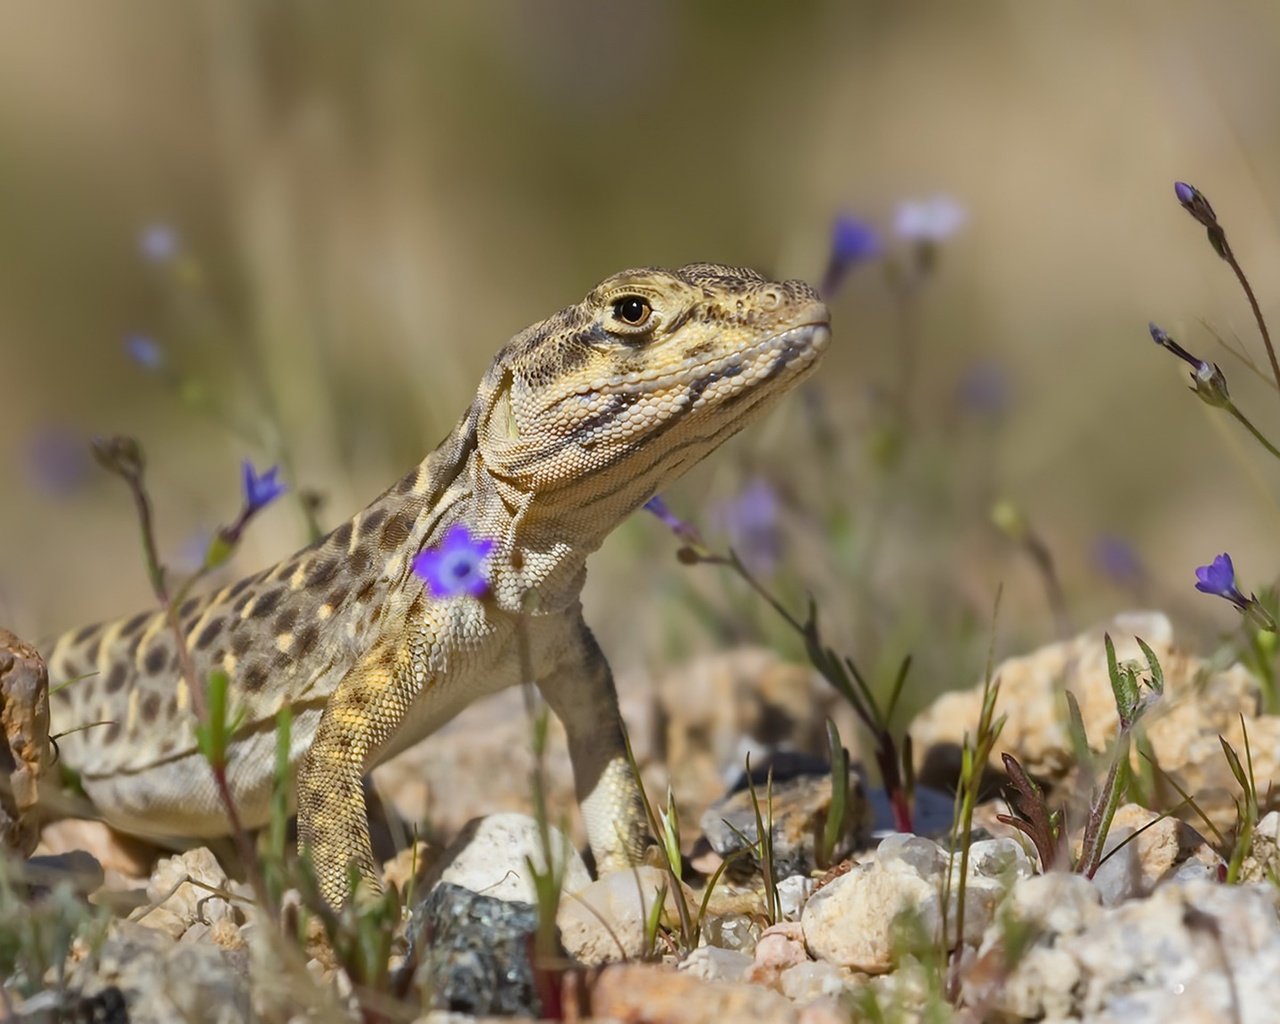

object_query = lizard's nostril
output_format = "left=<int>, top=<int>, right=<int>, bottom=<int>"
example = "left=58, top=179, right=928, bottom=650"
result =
left=758, top=286, right=784, bottom=311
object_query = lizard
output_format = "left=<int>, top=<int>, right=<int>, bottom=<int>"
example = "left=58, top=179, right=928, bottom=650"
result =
left=31, top=263, right=830, bottom=907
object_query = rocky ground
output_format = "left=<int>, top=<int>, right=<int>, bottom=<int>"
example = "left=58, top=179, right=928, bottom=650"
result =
left=5, top=612, right=1280, bottom=1022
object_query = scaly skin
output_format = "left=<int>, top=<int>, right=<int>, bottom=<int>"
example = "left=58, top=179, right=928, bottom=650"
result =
left=37, top=263, right=830, bottom=905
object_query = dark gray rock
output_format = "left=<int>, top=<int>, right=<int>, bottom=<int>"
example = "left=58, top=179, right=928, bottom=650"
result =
left=408, top=881, right=562, bottom=1017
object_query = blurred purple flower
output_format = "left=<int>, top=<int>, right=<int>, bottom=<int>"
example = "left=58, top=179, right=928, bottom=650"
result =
left=1173, top=181, right=1195, bottom=206
left=894, top=196, right=968, bottom=243
left=1194, top=553, right=1249, bottom=611
left=1092, top=535, right=1144, bottom=587
left=241, top=460, right=286, bottom=514
left=643, top=495, right=703, bottom=547
left=820, top=213, right=883, bottom=298
left=138, top=223, right=179, bottom=263
left=125, top=334, right=164, bottom=370
left=23, top=426, right=91, bottom=498
left=714, top=478, right=783, bottom=575
left=956, top=360, right=1009, bottom=417
left=413, top=523, right=494, bottom=598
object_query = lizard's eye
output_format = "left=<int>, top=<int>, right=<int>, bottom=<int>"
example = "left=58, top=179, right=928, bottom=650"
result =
left=611, top=296, right=653, bottom=329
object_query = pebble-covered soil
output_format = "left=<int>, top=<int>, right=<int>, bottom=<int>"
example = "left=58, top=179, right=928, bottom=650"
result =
left=6, top=612, right=1280, bottom=1022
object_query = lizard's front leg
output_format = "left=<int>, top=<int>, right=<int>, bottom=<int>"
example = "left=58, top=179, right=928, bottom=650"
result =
left=297, top=638, right=416, bottom=907
left=537, top=617, right=650, bottom=873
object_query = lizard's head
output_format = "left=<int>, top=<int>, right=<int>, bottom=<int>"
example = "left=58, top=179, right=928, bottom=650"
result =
left=476, top=263, right=829, bottom=512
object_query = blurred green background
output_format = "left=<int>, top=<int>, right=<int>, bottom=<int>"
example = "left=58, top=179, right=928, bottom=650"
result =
left=3, top=1, right=1280, bottom=704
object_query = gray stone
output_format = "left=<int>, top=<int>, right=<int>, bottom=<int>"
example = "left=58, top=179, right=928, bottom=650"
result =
left=776, top=874, right=814, bottom=921
left=408, top=881, right=553, bottom=1017
left=679, top=945, right=753, bottom=983
left=1065, top=879, right=1280, bottom=1022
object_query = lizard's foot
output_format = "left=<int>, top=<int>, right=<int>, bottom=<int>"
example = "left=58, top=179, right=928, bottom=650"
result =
left=0, top=628, right=51, bottom=856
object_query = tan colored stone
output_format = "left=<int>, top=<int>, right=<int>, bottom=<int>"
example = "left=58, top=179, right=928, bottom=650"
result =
left=1164, top=714, right=1280, bottom=834
left=658, top=647, right=859, bottom=815
left=209, top=916, right=244, bottom=951
left=747, top=922, right=809, bottom=989
left=35, top=818, right=153, bottom=881
left=1089, top=803, right=1221, bottom=904
left=1241, top=811, right=1280, bottom=884
left=800, top=835, right=1012, bottom=973
left=557, top=864, right=693, bottom=965
left=590, top=962, right=800, bottom=1023
left=381, top=839, right=436, bottom=897
left=143, top=847, right=236, bottom=929
left=911, top=613, right=1261, bottom=798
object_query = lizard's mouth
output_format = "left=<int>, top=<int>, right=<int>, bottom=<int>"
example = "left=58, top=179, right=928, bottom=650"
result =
left=566, top=319, right=830, bottom=402
left=680, top=320, right=831, bottom=411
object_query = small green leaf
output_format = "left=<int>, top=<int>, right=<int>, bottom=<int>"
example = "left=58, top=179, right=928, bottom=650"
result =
left=202, top=534, right=235, bottom=571
left=822, top=719, right=849, bottom=869
left=1135, top=637, right=1164, bottom=695
left=1220, top=736, right=1249, bottom=793
left=1104, top=634, right=1139, bottom=727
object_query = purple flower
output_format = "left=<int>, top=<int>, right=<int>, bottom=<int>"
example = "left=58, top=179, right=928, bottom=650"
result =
left=894, top=196, right=968, bottom=243
left=125, top=334, right=164, bottom=370
left=644, top=496, right=702, bottom=546
left=714, top=478, right=783, bottom=575
left=1093, top=535, right=1144, bottom=587
left=956, top=360, right=1009, bottom=417
left=1194, top=553, right=1249, bottom=610
left=820, top=214, right=882, bottom=298
left=241, top=460, right=286, bottom=514
left=1173, top=181, right=1218, bottom=229
left=138, top=223, right=179, bottom=263
left=413, top=524, right=494, bottom=598
left=23, top=426, right=91, bottom=498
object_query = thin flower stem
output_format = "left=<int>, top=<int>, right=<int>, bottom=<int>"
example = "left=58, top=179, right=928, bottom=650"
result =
left=110, top=452, right=273, bottom=914
left=704, top=551, right=806, bottom=635
left=1224, top=252, right=1280, bottom=394
left=1226, top=403, right=1280, bottom=461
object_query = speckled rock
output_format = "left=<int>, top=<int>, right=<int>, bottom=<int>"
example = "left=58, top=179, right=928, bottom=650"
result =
left=701, top=768, right=870, bottom=878
left=409, top=881, right=551, bottom=1017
